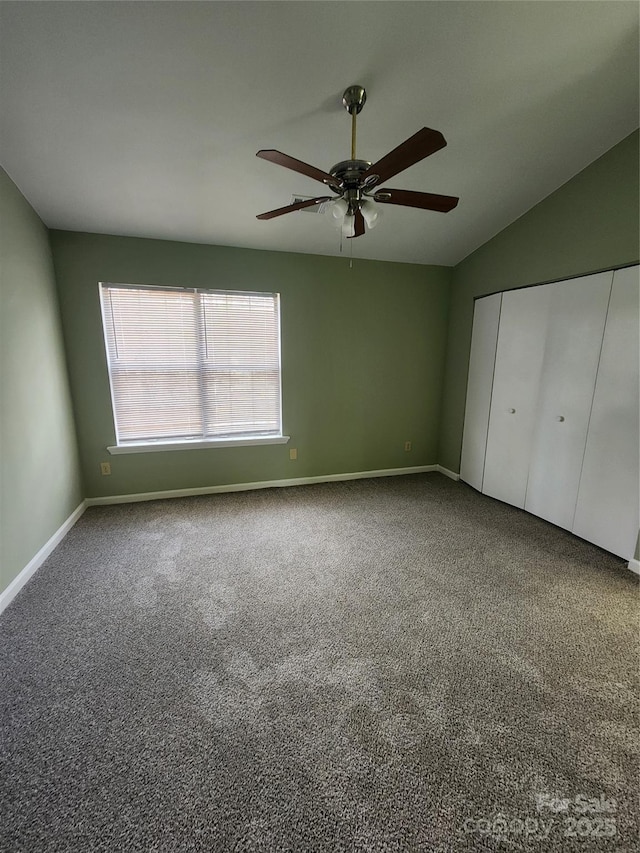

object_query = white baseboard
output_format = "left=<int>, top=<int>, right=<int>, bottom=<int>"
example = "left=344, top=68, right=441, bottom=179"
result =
left=437, top=465, right=460, bottom=481
left=85, top=465, right=440, bottom=506
left=0, top=501, right=87, bottom=615
left=628, top=558, right=640, bottom=576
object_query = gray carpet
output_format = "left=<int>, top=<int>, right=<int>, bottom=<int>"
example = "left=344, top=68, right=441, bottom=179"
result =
left=1, top=473, right=638, bottom=852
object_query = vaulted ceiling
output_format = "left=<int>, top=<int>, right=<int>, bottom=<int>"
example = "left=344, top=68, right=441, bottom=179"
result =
left=1, top=1, right=638, bottom=265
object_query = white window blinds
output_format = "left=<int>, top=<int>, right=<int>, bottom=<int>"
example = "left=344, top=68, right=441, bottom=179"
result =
left=99, top=283, right=282, bottom=445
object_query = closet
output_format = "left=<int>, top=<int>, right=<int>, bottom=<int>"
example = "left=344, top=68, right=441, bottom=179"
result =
left=460, top=265, right=639, bottom=561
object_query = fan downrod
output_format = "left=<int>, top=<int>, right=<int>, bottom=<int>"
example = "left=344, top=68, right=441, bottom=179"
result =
left=341, top=84, right=367, bottom=165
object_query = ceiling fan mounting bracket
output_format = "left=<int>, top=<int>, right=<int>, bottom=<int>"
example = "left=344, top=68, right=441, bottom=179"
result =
left=342, top=85, right=366, bottom=115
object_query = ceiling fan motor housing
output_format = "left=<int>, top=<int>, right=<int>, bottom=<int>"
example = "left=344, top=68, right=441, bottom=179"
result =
left=329, top=159, right=374, bottom=213
left=329, top=159, right=371, bottom=187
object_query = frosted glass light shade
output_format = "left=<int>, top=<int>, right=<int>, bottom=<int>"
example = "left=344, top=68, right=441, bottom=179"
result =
left=341, top=215, right=355, bottom=238
left=331, top=198, right=349, bottom=219
left=361, top=200, right=381, bottom=229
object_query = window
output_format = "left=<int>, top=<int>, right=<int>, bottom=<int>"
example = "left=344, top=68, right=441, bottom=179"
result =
left=99, top=283, right=286, bottom=452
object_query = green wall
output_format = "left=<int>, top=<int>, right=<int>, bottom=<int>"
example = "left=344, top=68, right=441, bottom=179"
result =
left=439, top=130, right=640, bottom=474
left=50, top=231, right=451, bottom=498
left=0, top=170, right=83, bottom=595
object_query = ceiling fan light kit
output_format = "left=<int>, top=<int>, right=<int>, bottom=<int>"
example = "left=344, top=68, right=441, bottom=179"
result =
left=256, top=85, right=459, bottom=240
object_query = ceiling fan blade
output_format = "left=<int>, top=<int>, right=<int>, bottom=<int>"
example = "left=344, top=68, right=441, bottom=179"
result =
left=361, top=128, right=447, bottom=187
left=256, top=150, right=341, bottom=189
left=256, top=196, right=332, bottom=220
left=347, top=208, right=366, bottom=238
left=374, top=188, right=459, bottom=213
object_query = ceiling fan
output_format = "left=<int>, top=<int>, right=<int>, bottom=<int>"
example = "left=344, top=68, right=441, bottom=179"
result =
left=256, top=85, right=459, bottom=238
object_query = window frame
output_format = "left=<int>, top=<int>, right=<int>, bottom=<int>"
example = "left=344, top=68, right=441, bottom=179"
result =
left=99, top=282, right=289, bottom=454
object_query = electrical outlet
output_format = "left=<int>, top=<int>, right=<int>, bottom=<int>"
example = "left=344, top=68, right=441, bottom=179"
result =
left=100, top=462, right=111, bottom=475
left=289, top=448, right=298, bottom=461
left=404, top=440, right=412, bottom=452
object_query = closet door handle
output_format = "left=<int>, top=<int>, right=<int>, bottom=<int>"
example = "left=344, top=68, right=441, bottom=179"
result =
left=507, top=408, right=516, bottom=414
left=556, top=415, right=565, bottom=422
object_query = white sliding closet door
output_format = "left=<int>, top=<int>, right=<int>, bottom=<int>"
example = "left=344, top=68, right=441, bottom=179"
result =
left=524, top=272, right=612, bottom=529
left=483, top=285, right=551, bottom=508
left=460, top=293, right=502, bottom=491
left=573, top=266, right=640, bottom=559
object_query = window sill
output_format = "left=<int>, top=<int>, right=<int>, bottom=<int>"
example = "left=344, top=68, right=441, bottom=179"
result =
left=107, top=435, right=290, bottom=455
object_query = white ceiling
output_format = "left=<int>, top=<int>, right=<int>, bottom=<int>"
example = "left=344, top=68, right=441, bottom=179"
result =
left=1, top=1, right=638, bottom=266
